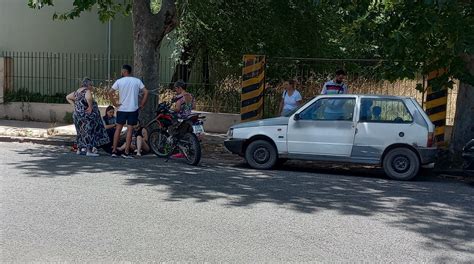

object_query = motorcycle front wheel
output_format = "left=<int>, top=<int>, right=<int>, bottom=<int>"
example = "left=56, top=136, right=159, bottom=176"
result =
left=149, top=129, right=172, bottom=157
left=179, top=132, right=202, bottom=166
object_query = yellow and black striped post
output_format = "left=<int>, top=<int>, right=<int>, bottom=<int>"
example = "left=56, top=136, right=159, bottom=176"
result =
left=425, top=69, right=448, bottom=146
left=241, top=55, right=265, bottom=122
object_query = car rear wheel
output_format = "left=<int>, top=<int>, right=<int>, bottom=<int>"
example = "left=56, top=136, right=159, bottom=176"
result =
left=383, top=147, right=420, bottom=181
left=245, top=140, right=278, bottom=170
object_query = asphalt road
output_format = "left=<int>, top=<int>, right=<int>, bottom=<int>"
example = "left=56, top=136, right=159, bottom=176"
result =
left=1, top=142, right=473, bottom=262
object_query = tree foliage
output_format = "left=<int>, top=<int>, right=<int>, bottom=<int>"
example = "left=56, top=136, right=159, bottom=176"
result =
left=341, top=0, right=474, bottom=90
left=175, top=0, right=473, bottom=89
left=28, top=0, right=132, bottom=22
left=174, top=1, right=350, bottom=64
left=30, top=0, right=473, bottom=88
left=28, top=0, right=163, bottom=21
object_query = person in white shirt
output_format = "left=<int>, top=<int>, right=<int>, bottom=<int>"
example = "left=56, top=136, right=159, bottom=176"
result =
left=278, top=79, right=302, bottom=116
left=108, top=64, right=149, bottom=158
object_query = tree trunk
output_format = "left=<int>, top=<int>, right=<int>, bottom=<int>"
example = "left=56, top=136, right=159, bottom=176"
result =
left=451, top=55, right=474, bottom=152
left=132, top=0, right=177, bottom=123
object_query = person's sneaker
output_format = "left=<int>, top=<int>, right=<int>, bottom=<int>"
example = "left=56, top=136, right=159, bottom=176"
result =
left=86, top=152, right=100, bottom=157
left=76, top=149, right=82, bottom=155
left=171, top=153, right=186, bottom=159
left=136, top=152, right=142, bottom=157
left=122, top=153, right=134, bottom=159
left=91, top=147, right=98, bottom=154
left=111, top=152, right=119, bottom=158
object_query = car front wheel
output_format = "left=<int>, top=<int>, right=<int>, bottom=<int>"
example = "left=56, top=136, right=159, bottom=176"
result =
left=245, top=140, right=278, bottom=170
left=383, top=147, right=420, bottom=181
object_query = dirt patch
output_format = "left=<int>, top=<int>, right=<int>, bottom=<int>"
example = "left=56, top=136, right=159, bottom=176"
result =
left=201, top=134, right=241, bottom=162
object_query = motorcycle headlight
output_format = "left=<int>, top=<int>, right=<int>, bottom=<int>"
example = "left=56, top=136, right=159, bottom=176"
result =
left=227, top=128, right=234, bottom=138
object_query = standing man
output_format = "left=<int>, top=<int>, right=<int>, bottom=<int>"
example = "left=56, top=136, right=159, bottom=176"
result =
left=108, top=64, right=149, bottom=158
left=321, top=69, right=348, bottom=95
left=321, top=69, right=349, bottom=120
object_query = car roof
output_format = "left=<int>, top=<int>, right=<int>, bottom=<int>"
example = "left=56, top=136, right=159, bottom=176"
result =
left=317, top=94, right=412, bottom=100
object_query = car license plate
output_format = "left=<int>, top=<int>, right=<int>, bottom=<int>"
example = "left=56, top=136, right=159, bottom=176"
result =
left=193, top=124, right=204, bottom=134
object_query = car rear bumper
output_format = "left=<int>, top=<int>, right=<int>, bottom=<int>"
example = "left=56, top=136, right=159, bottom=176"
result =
left=224, top=139, right=246, bottom=155
left=417, top=147, right=439, bottom=164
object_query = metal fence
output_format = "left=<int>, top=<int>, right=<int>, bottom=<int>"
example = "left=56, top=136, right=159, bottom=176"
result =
left=0, top=51, right=458, bottom=123
left=0, top=51, right=242, bottom=112
left=263, top=57, right=458, bottom=125
left=1, top=51, right=132, bottom=100
left=177, top=56, right=241, bottom=113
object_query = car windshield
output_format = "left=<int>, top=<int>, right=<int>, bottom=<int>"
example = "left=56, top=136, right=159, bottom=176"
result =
left=283, top=105, right=304, bottom=117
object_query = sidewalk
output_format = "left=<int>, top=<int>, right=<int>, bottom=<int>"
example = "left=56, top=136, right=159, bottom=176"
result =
left=0, top=120, right=76, bottom=145
left=0, top=119, right=232, bottom=158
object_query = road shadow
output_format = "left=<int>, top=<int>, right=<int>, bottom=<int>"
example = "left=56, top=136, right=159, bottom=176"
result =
left=8, top=145, right=474, bottom=255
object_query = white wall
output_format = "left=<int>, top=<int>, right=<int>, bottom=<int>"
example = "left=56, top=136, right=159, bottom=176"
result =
left=0, top=0, right=180, bottom=92
left=0, top=0, right=132, bottom=54
left=0, top=102, right=240, bottom=133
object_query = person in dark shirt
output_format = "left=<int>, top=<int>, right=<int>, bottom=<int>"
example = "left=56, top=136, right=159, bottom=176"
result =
left=101, top=105, right=116, bottom=153
left=117, top=121, right=150, bottom=156
left=103, top=105, right=116, bottom=139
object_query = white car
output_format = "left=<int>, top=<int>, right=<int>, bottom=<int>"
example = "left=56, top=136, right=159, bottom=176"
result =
left=225, top=95, right=438, bottom=180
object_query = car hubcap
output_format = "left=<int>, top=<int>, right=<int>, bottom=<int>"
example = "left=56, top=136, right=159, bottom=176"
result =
left=254, top=147, right=270, bottom=164
left=392, top=155, right=410, bottom=173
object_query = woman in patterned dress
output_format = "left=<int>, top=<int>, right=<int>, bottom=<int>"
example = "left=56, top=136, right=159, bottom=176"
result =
left=66, top=78, right=110, bottom=157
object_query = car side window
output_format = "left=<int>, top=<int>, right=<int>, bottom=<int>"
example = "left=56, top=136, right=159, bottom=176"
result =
left=299, top=98, right=356, bottom=121
left=359, top=98, right=413, bottom=123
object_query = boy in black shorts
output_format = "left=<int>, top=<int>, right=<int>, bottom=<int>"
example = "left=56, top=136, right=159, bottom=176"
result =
left=108, top=64, right=149, bottom=158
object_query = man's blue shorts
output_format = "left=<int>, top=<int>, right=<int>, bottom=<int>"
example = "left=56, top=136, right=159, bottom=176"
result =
left=116, top=110, right=139, bottom=126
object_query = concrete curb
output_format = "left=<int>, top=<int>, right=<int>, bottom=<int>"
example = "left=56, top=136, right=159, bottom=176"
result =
left=0, top=133, right=226, bottom=148
left=433, top=169, right=473, bottom=180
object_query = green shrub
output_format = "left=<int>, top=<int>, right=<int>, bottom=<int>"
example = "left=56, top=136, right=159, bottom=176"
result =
left=5, top=89, right=67, bottom=104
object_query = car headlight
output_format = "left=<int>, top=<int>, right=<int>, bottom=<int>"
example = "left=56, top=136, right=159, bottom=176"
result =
left=227, top=128, right=234, bottom=138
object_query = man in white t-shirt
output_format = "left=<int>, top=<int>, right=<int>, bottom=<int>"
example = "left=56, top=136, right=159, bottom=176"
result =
left=108, top=64, right=149, bottom=158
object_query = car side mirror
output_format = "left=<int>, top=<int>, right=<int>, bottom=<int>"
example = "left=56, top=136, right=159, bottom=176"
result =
left=294, top=113, right=301, bottom=121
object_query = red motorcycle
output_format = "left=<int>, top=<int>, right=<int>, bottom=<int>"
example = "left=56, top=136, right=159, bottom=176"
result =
left=145, top=100, right=204, bottom=166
